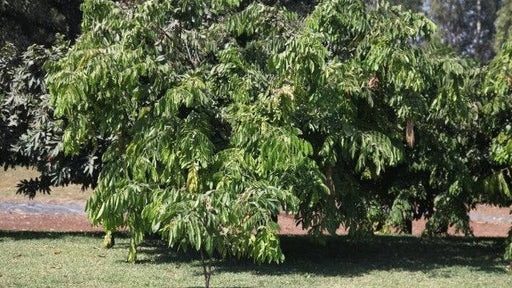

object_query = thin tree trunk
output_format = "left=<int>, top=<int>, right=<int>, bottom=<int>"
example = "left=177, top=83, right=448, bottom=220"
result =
left=324, top=166, right=335, bottom=194
left=476, top=0, right=481, bottom=38
left=436, top=223, right=449, bottom=235
left=476, top=0, right=482, bottom=56
left=200, top=249, right=211, bottom=288
left=208, top=255, right=213, bottom=286
left=404, top=219, right=412, bottom=234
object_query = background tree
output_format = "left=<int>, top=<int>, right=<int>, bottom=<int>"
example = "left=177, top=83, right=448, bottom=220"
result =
left=0, top=39, right=103, bottom=197
left=428, top=0, right=499, bottom=63
left=0, top=0, right=82, bottom=49
left=269, top=0, right=474, bottom=236
left=494, top=0, right=512, bottom=53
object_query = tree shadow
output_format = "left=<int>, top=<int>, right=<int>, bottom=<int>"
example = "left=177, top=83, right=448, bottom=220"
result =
left=212, top=235, right=509, bottom=277
left=135, top=235, right=510, bottom=278
left=0, top=230, right=132, bottom=241
left=0, top=230, right=102, bottom=240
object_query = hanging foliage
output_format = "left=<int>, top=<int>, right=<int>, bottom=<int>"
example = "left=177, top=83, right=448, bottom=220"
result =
left=47, top=0, right=488, bottom=285
left=480, top=41, right=512, bottom=263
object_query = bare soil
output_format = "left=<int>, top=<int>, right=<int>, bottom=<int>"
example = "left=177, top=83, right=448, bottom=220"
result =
left=0, top=167, right=92, bottom=203
left=0, top=212, right=103, bottom=232
left=279, top=210, right=512, bottom=237
left=0, top=167, right=510, bottom=236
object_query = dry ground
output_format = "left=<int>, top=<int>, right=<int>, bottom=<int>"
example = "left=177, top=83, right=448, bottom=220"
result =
left=1, top=167, right=510, bottom=236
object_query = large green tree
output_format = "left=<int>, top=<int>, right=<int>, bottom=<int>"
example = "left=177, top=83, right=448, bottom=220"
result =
left=48, top=2, right=309, bottom=286
left=480, top=42, right=512, bottom=266
left=46, top=0, right=493, bottom=286
left=274, top=0, right=471, bottom=235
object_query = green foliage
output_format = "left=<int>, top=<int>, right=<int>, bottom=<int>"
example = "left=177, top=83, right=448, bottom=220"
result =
left=0, top=0, right=82, bottom=49
left=275, top=0, right=476, bottom=236
left=494, top=0, right=512, bottom=54
left=387, top=0, right=424, bottom=12
left=481, top=42, right=512, bottom=193
left=480, top=41, right=512, bottom=260
left=47, top=0, right=479, bottom=268
left=49, top=1, right=312, bottom=271
left=0, top=38, right=103, bottom=197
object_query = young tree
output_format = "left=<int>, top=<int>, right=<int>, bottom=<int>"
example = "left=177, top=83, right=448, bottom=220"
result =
left=48, top=1, right=312, bottom=286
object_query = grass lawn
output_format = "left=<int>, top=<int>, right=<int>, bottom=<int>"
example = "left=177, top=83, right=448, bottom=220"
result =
left=0, top=231, right=510, bottom=287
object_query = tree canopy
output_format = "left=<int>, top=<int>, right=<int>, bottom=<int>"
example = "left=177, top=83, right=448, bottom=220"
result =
left=46, top=0, right=489, bottom=267
left=0, top=38, right=102, bottom=197
left=0, top=0, right=509, bottom=286
left=480, top=41, right=512, bottom=260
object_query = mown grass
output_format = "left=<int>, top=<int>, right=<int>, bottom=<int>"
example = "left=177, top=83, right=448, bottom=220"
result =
left=0, top=231, right=510, bottom=287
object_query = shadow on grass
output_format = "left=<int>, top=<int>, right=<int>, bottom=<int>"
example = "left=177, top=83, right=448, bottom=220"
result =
left=124, top=234, right=511, bottom=278
left=0, top=230, right=131, bottom=241
left=218, top=235, right=509, bottom=277
left=1, top=230, right=509, bottom=278
left=148, top=235, right=509, bottom=277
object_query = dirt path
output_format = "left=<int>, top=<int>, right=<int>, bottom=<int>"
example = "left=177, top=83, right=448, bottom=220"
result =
left=0, top=202, right=85, bottom=214
left=0, top=212, right=103, bottom=232
left=0, top=201, right=510, bottom=236
left=0, top=168, right=510, bottom=235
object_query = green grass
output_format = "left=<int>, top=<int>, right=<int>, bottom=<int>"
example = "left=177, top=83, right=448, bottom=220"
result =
left=0, top=232, right=510, bottom=288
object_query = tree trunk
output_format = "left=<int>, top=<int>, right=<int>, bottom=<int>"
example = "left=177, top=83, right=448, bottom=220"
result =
left=406, top=118, right=415, bottom=148
left=324, top=166, right=335, bottom=194
left=103, top=230, right=115, bottom=249
left=476, top=0, right=481, bottom=40
left=436, top=223, right=449, bottom=236
left=200, top=249, right=212, bottom=288
left=404, top=219, right=413, bottom=234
